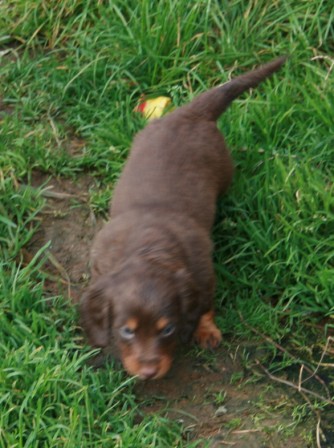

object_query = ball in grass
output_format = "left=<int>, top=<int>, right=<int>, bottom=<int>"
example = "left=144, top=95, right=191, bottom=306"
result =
left=134, top=96, right=172, bottom=120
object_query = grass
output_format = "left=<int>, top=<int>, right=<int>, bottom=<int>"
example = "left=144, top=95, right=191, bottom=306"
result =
left=1, top=0, right=334, bottom=446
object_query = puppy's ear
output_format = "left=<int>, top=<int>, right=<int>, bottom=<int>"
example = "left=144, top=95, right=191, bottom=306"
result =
left=175, top=268, right=202, bottom=342
left=175, top=268, right=198, bottom=306
left=80, top=277, right=112, bottom=348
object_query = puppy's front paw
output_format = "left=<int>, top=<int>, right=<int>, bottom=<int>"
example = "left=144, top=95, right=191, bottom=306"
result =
left=194, top=311, right=222, bottom=349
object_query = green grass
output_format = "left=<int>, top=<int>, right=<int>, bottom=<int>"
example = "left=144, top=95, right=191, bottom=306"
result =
left=1, top=0, right=334, bottom=446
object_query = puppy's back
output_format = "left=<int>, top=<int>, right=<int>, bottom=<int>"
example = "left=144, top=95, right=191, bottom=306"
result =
left=111, top=57, right=286, bottom=229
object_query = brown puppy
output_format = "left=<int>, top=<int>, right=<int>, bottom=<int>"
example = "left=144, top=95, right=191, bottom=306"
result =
left=80, top=57, right=286, bottom=380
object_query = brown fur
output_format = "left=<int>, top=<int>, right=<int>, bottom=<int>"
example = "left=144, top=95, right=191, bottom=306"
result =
left=80, top=57, right=286, bottom=379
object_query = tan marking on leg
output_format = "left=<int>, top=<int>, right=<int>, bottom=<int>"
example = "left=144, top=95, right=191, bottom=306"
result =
left=194, top=310, right=222, bottom=349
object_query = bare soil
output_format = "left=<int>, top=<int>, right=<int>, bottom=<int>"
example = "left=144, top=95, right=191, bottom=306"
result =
left=26, top=173, right=333, bottom=448
left=28, top=171, right=102, bottom=303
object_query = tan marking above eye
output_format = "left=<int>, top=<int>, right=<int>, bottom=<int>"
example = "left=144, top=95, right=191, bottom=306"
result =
left=156, top=317, right=170, bottom=331
left=125, top=317, right=139, bottom=331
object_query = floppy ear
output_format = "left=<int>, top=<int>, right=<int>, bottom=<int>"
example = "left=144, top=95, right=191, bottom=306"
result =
left=80, top=277, right=112, bottom=348
left=174, top=268, right=202, bottom=342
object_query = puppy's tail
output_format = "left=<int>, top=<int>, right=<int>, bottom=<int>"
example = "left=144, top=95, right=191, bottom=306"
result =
left=185, top=56, right=287, bottom=121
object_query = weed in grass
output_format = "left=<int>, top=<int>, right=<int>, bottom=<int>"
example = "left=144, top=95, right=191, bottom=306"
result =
left=214, top=389, right=227, bottom=406
left=225, top=417, right=242, bottom=431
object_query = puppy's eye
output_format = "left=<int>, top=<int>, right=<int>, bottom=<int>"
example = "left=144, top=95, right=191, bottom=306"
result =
left=160, top=324, right=175, bottom=338
left=119, top=326, right=135, bottom=340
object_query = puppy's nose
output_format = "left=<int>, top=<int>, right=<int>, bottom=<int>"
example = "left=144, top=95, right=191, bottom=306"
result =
left=139, top=365, right=159, bottom=380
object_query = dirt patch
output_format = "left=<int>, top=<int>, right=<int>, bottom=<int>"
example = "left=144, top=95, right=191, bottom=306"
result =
left=27, top=174, right=331, bottom=447
left=27, top=171, right=103, bottom=302
left=135, top=345, right=314, bottom=447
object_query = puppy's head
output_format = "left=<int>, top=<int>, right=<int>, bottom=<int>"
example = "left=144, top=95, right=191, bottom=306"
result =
left=80, top=261, right=194, bottom=379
